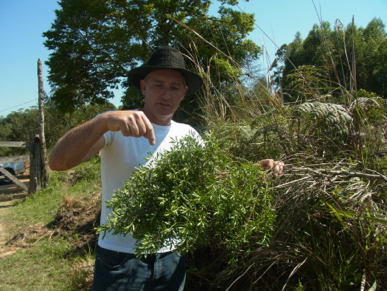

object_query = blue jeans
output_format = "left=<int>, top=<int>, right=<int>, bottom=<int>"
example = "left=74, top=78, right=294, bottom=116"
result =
left=91, top=245, right=186, bottom=291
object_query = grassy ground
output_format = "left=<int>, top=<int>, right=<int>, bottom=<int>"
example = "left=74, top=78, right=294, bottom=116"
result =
left=0, top=158, right=101, bottom=291
left=0, top=150, right=386, bottom=290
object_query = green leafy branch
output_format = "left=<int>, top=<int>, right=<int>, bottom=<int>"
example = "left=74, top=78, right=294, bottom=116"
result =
left=97, top=134, right=275, bottom=262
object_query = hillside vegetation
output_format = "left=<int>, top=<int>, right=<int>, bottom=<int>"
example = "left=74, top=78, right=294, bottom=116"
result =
left=1, top=90, right=386, bottom=290
left=0, top=3, right=387, bottom=289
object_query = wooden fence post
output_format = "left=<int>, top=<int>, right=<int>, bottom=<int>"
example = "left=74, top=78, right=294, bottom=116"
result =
left=28, top=134, right=42, bottom=193
left=38, top=59, right=49, bottom=188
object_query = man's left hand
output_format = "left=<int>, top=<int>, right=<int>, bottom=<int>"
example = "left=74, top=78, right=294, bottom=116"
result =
left=255, top=159, right=285, bottom=177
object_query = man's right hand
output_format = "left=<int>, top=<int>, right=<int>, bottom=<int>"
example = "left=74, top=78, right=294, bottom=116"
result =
left=100, top=111, right=156, bottom=145
left=50, top=110, right=156, bottom=171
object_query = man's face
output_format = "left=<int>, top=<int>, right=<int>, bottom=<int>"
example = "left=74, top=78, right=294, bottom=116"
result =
left=140, top=69, right=188, bottom=125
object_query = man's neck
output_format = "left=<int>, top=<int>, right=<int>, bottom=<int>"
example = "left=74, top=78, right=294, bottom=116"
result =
left=139, top=108, right=172, bottom=126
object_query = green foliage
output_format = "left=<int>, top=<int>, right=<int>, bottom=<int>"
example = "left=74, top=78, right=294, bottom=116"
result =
left=43, top=0, right=261, bottom=116
left=0, top=109, right=35, bottom=157
left=286, top=65, right=334, bottom=101
left=292, top=102, right=352, bottom=155
left=210, top=94, right=385, bottom=165
left=2, top=8, right=386, bottom=290
left=275, top=18, right=387, bottom=101
left=98, top=134, right=275, bottom=261
left=356, top=88, right=378, bottom=98
left=196, top=82, right=387, bottom=289
left=347, top=97, right=386, bottom=167
left=0, top=102, right=116, bottom=156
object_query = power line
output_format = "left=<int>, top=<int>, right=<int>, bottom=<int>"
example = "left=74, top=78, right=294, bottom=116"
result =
left=0, top=99, right=37, bottom=114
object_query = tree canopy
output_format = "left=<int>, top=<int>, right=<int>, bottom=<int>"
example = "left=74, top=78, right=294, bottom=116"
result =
left=272, top=18, right=387, bottom=102
left=0, top=102, right=116, bottom=156
left=43, top=0, right=261, bottom=114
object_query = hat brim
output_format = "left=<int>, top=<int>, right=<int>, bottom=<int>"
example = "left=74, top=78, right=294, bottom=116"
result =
left=128, top=66, right=203, bottom=96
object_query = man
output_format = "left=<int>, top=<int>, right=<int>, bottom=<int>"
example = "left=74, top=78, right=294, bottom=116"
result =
left=49, top=47, right=284, bottom=291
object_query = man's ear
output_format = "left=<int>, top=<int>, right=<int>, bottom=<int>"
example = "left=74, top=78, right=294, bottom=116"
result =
left=183, top=85, right=188, bottom=97
left=140, top=79, right=146, bottom=95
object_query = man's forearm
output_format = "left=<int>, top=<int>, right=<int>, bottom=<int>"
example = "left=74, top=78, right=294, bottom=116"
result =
left=49, top=117, right=106, bottom=171
left=49, top=110, right=157, bottom=171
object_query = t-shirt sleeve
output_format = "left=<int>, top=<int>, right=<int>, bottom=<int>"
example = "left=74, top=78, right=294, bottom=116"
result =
left=103, top=131, right=115, bottom=148
left=94, top=112, right=116, bottom=148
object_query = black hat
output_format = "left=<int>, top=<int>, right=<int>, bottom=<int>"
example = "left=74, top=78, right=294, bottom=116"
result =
left=128, top=47, right=203, bottom=96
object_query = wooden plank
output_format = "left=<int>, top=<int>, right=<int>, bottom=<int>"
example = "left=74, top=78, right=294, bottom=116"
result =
left=0, top=196, right=13, bottom=202
left=0, top=155, right=30, bottom=164
left=0, top=194, right=28, bottom=202
left=13, top=194, right=29, bottom=200
left=0, top=141, right=29, bottom=148
left=0, top=167, right=28, bottom=192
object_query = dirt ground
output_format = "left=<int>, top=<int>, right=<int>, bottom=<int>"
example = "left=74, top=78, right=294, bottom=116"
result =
left=0, top=201, right=19, bottom=259
left=0, top=170, right=30, bottom=258
left=0, top=174, right=30, bottom=200
left=0, top=171, right=100, bottom=266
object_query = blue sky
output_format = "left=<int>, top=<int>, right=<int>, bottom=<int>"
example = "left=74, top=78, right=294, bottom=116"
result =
left=1, top=0, right=386, bottom=117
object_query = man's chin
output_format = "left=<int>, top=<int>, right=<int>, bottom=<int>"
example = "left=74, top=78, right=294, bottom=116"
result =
left=154, top=110, right=173, bottom=120
left=155, top=106, right=173, bottom=114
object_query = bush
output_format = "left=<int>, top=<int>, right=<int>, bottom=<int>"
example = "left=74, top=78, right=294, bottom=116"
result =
left=98, top=134, right=275, bottom=262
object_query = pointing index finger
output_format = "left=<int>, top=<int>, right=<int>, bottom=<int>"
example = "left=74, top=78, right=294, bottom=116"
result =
left=141, top=114, right=156, bottom=145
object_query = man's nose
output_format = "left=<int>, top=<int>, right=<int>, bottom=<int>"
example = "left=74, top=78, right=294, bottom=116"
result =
left=161, top=88, right=173, bottom=98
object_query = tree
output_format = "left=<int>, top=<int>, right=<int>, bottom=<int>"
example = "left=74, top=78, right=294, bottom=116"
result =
left=0, top=102, right=116, bottom=157
left=0, top=109, right=38, bottom=157
left=273, top=18, right=387, bottom=102
left=43, top=0, right=261, bottom=118
left=355, top=18, right=387, bottom=97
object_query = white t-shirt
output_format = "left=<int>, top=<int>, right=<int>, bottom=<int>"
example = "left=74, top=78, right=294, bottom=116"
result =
left=98, top=119, right=201, bottom=253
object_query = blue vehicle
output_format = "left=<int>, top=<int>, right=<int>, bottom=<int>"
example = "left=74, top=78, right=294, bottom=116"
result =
left=0, top=162, right=27, bottom=185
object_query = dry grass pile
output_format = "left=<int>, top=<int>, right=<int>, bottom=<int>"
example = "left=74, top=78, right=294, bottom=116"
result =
left=6, top=222, right=51, bottom=248
left=7, top=194, right=101, bottom=255
left=53, top=195, right=101, bottom=254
